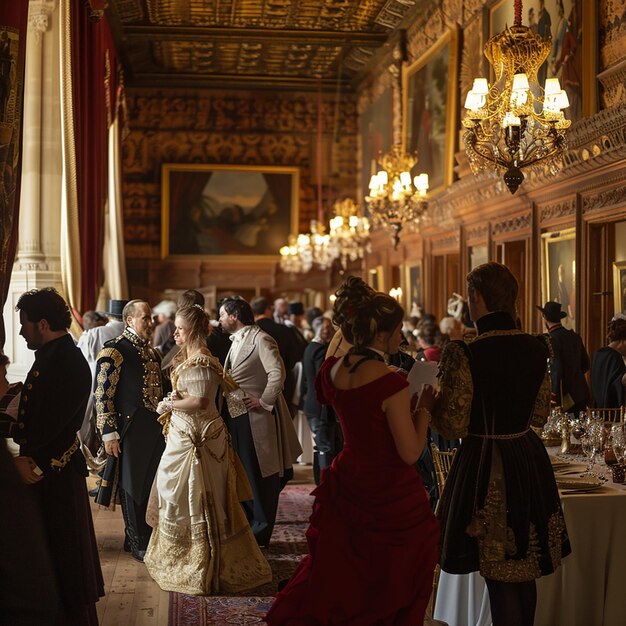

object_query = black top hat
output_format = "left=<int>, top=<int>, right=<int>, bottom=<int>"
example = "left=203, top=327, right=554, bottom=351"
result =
left=536, top=301, right=567, bottom=323
left=288, top=301, right=304, bottom=316
left=100, top=299, right=129, bottom=319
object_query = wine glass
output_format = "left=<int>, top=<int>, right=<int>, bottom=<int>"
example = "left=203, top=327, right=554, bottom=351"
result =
left=610, top=424, right=626, bottom=465
left=581, top=434, right=596, bottom=476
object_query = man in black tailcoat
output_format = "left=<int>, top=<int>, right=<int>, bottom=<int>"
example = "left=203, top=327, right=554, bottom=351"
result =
left=537, top=300, right=590, bottom=414
left=94, top=299, right=165, bottom=561
left=11, top=287, right=104, bottom=623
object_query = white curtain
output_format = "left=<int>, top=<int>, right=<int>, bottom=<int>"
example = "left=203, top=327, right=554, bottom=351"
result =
left=58, top=0, right=82, bottom=325
left=97, top=116, right=128, bottom=310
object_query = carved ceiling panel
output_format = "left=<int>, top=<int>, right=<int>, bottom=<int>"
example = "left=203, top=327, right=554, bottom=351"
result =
left=107, top=0, right=428, bottom=90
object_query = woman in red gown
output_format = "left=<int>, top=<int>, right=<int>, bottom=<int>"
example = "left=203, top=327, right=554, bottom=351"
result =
left=266, top=276, right=439, bottom=625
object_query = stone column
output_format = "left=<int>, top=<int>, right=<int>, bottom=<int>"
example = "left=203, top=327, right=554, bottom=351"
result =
left=4, top=0, right=60, bottom=380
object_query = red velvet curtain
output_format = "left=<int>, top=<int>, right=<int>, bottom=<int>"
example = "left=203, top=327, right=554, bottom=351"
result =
left=71, top=4, right=118, bottom=312
left=0, top=2, right=28, bottom=349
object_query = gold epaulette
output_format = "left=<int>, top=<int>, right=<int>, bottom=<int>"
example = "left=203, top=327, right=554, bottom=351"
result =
left=96, top=346, right=124, bottom=367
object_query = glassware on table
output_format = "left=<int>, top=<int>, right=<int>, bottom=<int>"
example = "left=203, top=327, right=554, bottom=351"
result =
left=580, top=422, right=603, bottom=477
left=609, top=424, right=626, bottom=464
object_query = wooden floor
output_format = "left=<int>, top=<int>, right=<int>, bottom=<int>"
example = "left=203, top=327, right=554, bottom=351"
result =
left=90, top=465, right=314, bottom=626
left=91, top=487, right=169, bottom=626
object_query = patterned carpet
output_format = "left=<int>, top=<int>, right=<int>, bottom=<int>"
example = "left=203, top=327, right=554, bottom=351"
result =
left=168, top=481, right=447, bottom=625
left=168, top=483, right=314, bottom=625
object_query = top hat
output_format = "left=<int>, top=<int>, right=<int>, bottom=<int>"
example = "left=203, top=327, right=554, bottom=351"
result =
left=288, top=301, right=304, bottom=316
left=100, top=299, right=129, bottom=319
left=536, top=301, right=567, bottom=323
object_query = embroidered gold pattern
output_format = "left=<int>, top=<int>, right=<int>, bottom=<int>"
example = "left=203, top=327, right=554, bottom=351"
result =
left=433, top=341, right=473, bottom=439
left=50, top=436, right=80, bottom=471
left=532, top=334, right=552, bottom=427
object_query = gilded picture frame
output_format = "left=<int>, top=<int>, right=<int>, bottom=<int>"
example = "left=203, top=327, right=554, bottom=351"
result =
left=161, top=164, right=299, bottom=259
left=541, top=228, right=576, bottom=329
left=403, top=26, right=460, bottom=194
left=403, top=261, right=423, bottom=313
left=368, top=265, right=385, bottom=293
left=359, top=88, right=394, bottom=209
left=488, top=0, right=596, bottom=121
left=613, top=261, right=626, bottom=315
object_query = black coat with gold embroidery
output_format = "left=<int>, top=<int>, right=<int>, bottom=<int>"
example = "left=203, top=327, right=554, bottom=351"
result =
left=433, top=311, right=571, bottom=582
left=15, top=333, right=91, bottom=476
left=94, top=329, right=165, bottom=504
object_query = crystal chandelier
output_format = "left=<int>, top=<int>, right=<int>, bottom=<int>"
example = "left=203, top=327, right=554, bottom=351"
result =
left=328, top=198, right=371, bottom=269
left=279, top=219, right=336, bottom=275
left=462, top=0, right=571, bottom=194
left=365, top=143, right=429, bottom=249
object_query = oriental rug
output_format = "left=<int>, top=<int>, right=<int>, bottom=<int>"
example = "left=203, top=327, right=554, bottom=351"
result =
left=168, top=482, right=314, bottom=625
left=168, top=481, right=447, bottom=625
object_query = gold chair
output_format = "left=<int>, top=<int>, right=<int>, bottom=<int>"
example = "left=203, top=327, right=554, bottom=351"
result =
left=587, top=407, right=626, bottom=424
left=429, top=442, right=457, bottom=616
left=430, top=442, right=457, bottom=512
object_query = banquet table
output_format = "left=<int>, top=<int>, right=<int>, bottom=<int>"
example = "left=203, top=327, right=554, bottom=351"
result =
left=433, top=453, right=626, bottom=626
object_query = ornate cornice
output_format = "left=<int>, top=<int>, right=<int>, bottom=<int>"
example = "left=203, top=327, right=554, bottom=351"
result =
left=492, top=214, right=531, bottom=237
left=431, top=233, right=459, bottom=251
left=582, top=186, right=626, bottom=215
left=539, top=198, right=577, bottom=224
left=465, top=224, right=489, bottom=243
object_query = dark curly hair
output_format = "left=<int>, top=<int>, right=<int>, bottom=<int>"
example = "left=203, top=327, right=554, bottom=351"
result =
left=607, top=317, right=626, bottom=343
left=332, top=276, right=404, bottom=349
left=219, top=296, right=255, bottom=326
left=15, top=287, right=72, bottom=331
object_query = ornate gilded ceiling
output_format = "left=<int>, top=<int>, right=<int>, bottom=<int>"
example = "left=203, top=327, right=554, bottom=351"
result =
left=106, top=0, right=426, bottom=90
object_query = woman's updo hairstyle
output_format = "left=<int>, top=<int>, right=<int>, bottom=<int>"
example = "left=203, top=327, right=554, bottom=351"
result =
left=333, top=276, right=404, bottom=349
left=175, top=305, right=212, bottom=348
left=607, top=317, right=626, bottom=343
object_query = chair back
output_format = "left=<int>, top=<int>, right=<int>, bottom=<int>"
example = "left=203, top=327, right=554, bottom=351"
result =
left=587, top=407, right=626, bottom=424
left=430, top=441, right=457, bottom=497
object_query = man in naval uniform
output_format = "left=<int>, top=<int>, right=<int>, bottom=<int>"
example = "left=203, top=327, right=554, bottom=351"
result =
left=219, top=296, right=302, bottom=547
left=94, top=299, right=165, bottom=561
left=12, top=287, right=104, bottom=623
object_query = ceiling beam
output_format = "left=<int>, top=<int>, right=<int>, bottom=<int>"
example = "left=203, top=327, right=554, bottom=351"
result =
left=129, top=72, right=355, bottom=92
left=123, top=25, right=389, bottom=47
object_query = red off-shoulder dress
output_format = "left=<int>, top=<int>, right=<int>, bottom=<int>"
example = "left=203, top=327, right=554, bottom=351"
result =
left=265, top=356, right=439, bottom=625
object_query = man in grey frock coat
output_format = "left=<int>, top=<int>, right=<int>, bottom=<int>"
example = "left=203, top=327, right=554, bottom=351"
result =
left=219, top=296, right=302, bottom=547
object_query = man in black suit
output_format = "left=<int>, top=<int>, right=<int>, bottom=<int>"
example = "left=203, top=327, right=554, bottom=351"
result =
left=12, top=287, right=104, bottom=622
left=537, top=301, right=590, bottom=414
left=94, top=299, right=165, bottom=561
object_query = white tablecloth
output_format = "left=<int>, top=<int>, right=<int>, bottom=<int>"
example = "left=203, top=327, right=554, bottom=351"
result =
left=434, top=474, right=626, bottom=626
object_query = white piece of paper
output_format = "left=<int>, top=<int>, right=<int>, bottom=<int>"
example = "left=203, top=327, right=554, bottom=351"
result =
left=406, top=360, right=439, bottom=398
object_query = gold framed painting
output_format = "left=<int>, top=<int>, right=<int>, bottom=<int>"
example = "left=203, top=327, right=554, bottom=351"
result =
left=368, top=265, right=385, bottom=293
left=403, top=26, right=460, bottom=194
left=613, top=261, right=626, bottom=315
left=541, top=228, right=576, bottom=329
left=359, top=88, right=394, bottom=209
left=161, top=163, right=299, bottom=259
left=403, top=261, right=423, bottom=313
left=488, top=0, right=596, bottom=121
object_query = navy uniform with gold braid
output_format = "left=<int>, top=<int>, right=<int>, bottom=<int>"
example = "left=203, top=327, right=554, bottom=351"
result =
left=94, top=328, right=165, bottom=557
left=15, top=333, right=105, bottom=620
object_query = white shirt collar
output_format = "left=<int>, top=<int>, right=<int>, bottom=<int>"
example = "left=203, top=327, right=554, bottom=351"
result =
left=229, top=325, right=252, bottom=342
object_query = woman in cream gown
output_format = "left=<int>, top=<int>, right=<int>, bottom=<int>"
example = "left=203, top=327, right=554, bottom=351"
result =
left=145, top=305, right=272, bottom=595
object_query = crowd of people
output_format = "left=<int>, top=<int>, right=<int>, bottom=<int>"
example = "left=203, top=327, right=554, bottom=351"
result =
left=1, top=261, right=626, bottom=625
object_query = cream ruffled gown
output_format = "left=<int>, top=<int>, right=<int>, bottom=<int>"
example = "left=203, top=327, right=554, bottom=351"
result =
left=144, top=354, right=272, bottom=595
